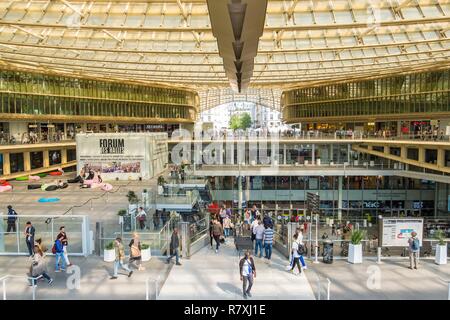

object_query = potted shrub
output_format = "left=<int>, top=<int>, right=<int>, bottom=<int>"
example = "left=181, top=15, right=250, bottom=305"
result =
left=104, top=241, right=115, bottom=262
left=157, top=176, right=165, bottom=186
left=141, top=243, right=151, bottom=262
left=435, top=230, right=447, bottom=265
left=126, top=191, right=139, bottom=204
left=348, top=229, right=365, bottom=264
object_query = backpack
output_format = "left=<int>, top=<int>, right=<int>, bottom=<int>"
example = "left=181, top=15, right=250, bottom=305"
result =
left=51, top=243, right=56, bottom=254
left=411, top=238, right=419, bottom=251
left=297, top=243, right=305, bottom=256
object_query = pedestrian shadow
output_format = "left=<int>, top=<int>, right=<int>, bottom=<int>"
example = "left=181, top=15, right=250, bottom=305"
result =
left=217, top=282, right=240, bottom=296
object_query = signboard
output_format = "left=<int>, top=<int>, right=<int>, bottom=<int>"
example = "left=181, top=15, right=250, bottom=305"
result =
left=76, top=133, right=167, bottom=181
left=306, top=192, right=320, bottom=213
left=381, top=218, right=423, bottom=247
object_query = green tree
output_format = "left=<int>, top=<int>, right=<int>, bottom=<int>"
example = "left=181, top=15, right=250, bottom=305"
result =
left=240, top=112, right=252, bottom=130
left=229, top=112, right=252, bottom=130
left=229, top=114, right=241, bottom=130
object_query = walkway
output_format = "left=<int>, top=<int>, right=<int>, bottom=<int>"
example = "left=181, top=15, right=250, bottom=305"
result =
left=158, top=238, right=315, bottom=300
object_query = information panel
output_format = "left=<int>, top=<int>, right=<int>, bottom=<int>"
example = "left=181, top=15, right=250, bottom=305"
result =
left=381, top=218, right=423, bottom=247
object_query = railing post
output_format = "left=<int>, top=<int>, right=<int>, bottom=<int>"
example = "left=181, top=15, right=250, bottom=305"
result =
left=326, top=278, right=331, bottom=300
left=377, top=247, right=382, bottom=264
left=2, top=278, right=6, bottom=300
left=32, top=280, right=36, bottom=300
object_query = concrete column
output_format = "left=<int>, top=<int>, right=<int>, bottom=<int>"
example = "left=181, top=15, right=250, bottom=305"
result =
left=400, top=146, right=407, bottom=159
left=338, top=176, right=343, bottom=221
left=397, top=120, right=401, bottom=137
left=418, top=147, right=425, bottom=163
left=23, top=151, right=31, bottom=172
left=384, top=146, right=390, bottom=155
left=238, top=176, right=243, bottom=218
left=437, top=148, right=445, bottom=168
left=2, top=152, right=10, bottom=175
left=43, top=150, right=49, bottom=168
left=283, top=144, right=287, bottom=165
left=245, top=176, right=250, bottom=204
left=61, top=148, right=68, bottom=165
left=312, top=144, right=315, bottom=165
left=367, top=145, right=373, bottom=151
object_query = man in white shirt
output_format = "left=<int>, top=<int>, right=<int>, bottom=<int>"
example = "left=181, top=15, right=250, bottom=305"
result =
left=239, top=250, right=256, bottom=299
left=290, top=233, right=302, bottom=275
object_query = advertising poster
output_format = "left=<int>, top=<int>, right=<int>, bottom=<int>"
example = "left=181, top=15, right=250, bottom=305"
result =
left=77, top=134, right=149, bottom=180
left=381, top=218, right=423, bottom=247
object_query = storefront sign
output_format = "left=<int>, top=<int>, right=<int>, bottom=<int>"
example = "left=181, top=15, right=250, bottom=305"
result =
left=381, top=218, right=423, bottom=247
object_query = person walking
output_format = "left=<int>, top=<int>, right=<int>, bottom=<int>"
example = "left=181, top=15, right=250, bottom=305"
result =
left=209, top=218, right=215, bottom=249
left=219, top=204, right=227, bottom=226
left=129, top=233, right=145, bottom=271
left=223, top=215, right=232, bottom=238
left=24, top=221, right=35, bottom=257
left=29, top=245, right=53, bottom=286
left=6, top=205, right=17, bottom=233
left=110, top=237, right=133, bottom=279
left=167, top=228, right=182, bottom=265
left=253, top=220, right=265, bottom=258
left=239, top=250, right=256, bottom=299
left=250, top=216, right=260, bottom=246
left=408, top=231, right=420, bottom=269
left=262, top=212, right=273, bottom=229
left=212, top=219, right=224, bottom=253
left=290, top=233, right=302, bottom=275
left=57, top=226, right=71, bottom=267
left=153, top=210, right=160, bottom=230
left=137, top=207, right=147, bottom=230
left=54, top=234, right=66, bottom=272
left=263, top=225, right=274, bottom=261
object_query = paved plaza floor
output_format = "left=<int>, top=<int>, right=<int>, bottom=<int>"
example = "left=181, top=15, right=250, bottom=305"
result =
left=305, top=258, right=450, bottom=300
left=158, top=238, right=316, bottom=300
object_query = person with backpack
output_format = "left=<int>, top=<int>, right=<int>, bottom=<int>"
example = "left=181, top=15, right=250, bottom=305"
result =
left=24, top=221, right=35, bottom=257
left=53, top=234, right=66, bottom=272
left=239, top=250, right=256, bottom=299
left=57, top=226, right=72, bottom=267
left=290, top=233, right=302, bottom=275
left=6, top=205, right=17, bottom=233
left=408, top=231, right=420, bottom=269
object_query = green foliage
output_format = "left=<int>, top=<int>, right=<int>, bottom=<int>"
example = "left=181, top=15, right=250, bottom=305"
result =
left=126, top=191, right=139, bottom=204
left=141, top=243, right=150, bottom=250
left=105, top=241, right=114, bottom=250
left=117, top=209, right=127, bottom=216
left=229, top=112, right=252, bottom=130
left=350, top=229, right=366, bottom=245
left=435, top=229, right=446, bottom=246
left=143, top=189, right=147, bottom=193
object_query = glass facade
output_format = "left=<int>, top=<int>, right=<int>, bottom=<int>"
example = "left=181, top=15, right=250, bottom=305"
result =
left=0, top=69, right=198, bottom=122
left=282, top=69, right=450, bottom=122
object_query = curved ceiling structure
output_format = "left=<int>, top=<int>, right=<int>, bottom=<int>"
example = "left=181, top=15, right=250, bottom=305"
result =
left=0, top=0, right=449, bottom=92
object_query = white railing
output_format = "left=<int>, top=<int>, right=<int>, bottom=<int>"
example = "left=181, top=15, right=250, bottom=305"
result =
left=0, top=274, right=41, bottom=300
left=145, top=276, right=161, bottom=300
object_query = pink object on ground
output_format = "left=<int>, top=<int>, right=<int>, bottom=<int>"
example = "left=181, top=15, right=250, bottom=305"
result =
left=29, top=175, right=41, bottom=181
left=0, top=185, right=12, bottom=192
left=101, top=183, right=113, bottom=191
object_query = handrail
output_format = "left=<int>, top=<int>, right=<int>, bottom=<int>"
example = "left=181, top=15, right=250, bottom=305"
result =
left=0, top=274, right=42, bottom=300
left=60, top=181, right=134, bottom=216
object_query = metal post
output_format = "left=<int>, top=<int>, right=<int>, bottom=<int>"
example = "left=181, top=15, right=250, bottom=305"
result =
left=314, top=214, right=319, bottom=264
left=326, top=278, right=331, bottom=300
left=2, top=278, right=6, bottom=300
left=32, top=281, right=36, bottom=300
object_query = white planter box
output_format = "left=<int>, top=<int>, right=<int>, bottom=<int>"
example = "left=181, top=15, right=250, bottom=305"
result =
left=348, top=243, right=363, bottom=264
left=104, top=249, right=116, bottom=262
left=316, top=159, right=321, bottom=166
left=435, top=244, right=447, bottom=265
left=141, top=247, right=152, bottom=262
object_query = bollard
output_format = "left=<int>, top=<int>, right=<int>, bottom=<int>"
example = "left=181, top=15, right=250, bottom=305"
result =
left=377, top=247, right=382, bottom=264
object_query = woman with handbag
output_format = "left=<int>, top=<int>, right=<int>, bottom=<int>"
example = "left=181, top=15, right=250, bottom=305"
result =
left=212, top=219, right=224, bottom=254
left=129, top=233, right=144, bottom=271
left=29, top=245, right=53, bottom=286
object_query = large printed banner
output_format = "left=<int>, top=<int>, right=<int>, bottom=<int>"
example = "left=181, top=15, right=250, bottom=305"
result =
left=381, top=218, right=423, bottom=247
left=77, top=134, right=148, bottom=180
